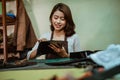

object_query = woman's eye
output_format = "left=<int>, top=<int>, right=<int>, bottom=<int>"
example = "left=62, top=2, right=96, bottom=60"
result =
left=54, top=16, right=58, bottom=19
left=61, top=18, right=65, bottom=21
left=53, top=15, right=65, bottom=21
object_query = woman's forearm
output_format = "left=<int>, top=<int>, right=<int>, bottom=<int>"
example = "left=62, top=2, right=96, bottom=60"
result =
left=29, top=50, right=37, bottom=59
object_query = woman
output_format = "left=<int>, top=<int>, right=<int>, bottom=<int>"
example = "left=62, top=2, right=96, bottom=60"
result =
left=27, top=3, right=81, bottom=60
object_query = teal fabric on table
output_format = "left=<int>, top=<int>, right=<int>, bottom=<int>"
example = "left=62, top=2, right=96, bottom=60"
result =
left=28, top=58, right=71, bottom=63
left=0, top=58, right=75, bottom=71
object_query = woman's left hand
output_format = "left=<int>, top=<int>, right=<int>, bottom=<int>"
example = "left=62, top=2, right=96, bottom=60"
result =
left=49, top=43, right=69, bottom=58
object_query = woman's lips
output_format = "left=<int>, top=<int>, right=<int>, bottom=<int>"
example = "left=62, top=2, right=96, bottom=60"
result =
left=55, top=24, right=61, bottom=28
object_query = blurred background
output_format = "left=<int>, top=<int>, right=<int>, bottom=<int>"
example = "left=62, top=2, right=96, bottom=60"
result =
left=1, top=0, right=120, bottom=50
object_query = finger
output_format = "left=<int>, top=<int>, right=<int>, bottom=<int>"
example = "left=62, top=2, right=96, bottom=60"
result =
left=50, top=44, right=58, bottom=50
left=62, top=46, right=65, bottom=50
left=41, top=38, right=47, bottom=41
left=38, top=38, right=47, bottom=42
left=49, top=44, right=60, bottom=52
left=51, top=42, right=60, bottom=48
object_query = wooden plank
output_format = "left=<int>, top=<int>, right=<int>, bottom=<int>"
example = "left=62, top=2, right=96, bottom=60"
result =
left=2, top=0, right=8, bottom=63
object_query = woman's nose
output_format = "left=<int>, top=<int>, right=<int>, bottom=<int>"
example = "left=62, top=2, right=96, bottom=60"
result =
left=57, top=19, right=61, bottom=23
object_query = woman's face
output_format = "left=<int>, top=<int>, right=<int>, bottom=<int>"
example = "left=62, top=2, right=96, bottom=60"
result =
left=51, top=10, right=66, bottom=31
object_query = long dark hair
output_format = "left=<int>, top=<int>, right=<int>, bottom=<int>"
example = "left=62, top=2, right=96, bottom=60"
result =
left=49, top=3, right=76, bottom=37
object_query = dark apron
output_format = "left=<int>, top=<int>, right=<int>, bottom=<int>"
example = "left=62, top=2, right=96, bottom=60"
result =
left=46, top=32, right=68, bottom=59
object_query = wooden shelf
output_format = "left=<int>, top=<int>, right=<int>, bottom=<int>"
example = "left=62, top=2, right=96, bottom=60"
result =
left=0, top=27, right=3, bottom=30
left=0, top=43, right=3, bottom=48
left=0, top=15, right=16, bottom=26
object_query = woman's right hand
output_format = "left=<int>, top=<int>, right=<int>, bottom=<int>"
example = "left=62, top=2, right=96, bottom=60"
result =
left=49, top=43, right=69, bottom=58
